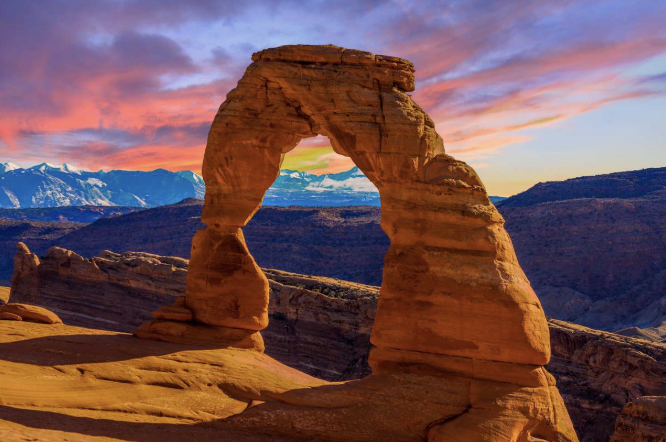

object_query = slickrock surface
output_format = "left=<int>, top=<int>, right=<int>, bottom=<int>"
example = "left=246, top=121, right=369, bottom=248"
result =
left=13, top=244, right=666, bottom=439
left=610, top=396, right=666, bottom=441
left=0, top=320, right=543, bottom=442
left=0, top=321, right=322, bottom=442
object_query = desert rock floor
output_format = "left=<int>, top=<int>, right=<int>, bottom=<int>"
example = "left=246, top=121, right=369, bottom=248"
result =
left=0, top=321, right=474, bottom=442
left=0, top=321, right=327, bottom=442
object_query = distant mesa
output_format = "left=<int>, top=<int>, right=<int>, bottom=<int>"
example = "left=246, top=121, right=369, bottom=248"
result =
left=497, top=167, right=666, bottom=208
left=497, top=166, right=666, bottom=340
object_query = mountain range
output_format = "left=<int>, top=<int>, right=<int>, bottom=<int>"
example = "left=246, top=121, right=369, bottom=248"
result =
left=0, top=162, right=505, bottom=208
left=0, top=162, right=204, bottom=208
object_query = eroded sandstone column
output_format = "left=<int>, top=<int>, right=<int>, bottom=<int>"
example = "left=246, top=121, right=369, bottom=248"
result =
left=10, top=242, right=41, bottom=304
left=135, top=44, right=577, bottom=441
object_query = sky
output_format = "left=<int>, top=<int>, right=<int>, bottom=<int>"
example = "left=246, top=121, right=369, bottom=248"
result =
left=1, top=0, right=665, bottom=196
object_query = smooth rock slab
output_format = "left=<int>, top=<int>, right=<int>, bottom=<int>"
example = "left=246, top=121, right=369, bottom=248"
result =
left=0, top=312, right=21, bottom=321
left=135, top=318, right=264, bottom=351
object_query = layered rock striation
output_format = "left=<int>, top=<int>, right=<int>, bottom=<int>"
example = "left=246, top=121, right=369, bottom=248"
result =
left=610, top=396, right=666, bottom=441
left=548, top=320, right=666, bottom=441
left=10, top=243, right=187, bottom=331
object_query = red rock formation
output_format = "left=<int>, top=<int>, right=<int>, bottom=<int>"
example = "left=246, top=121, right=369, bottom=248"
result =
left=10, top=244, right=188, bottom=331
left=0, top=303, right=61, bottom=324
left=135, top=44, right=576, bottom=441
left=0, top=219, right=82, bottom=286
left=610, top=396, right=666, bottom=441
left=9, top=242, right=40, bottom=303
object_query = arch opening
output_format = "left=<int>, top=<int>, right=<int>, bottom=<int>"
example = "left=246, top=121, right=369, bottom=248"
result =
left=244, top=134, right=386, bottom=285
left=262, top=135, right=379, bottom=207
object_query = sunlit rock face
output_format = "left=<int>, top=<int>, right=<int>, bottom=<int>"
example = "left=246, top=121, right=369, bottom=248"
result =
left=137, top=45, right=578, bottom=442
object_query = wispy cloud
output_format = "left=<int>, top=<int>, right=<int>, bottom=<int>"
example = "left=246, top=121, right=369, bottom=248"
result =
left=1, top=0, right=665, bottom=173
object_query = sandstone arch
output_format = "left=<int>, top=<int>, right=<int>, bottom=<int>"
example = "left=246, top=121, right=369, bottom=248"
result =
left=136, top=45, right=577, bottom=441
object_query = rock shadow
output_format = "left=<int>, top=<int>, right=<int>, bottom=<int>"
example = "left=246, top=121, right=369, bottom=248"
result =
left=0, top=405, right=294, bottom=442
left=0, top=332, right=239, bottom=366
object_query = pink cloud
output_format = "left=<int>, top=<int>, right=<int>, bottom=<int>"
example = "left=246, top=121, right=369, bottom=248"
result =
left=1, top=0, right=665, bottom=175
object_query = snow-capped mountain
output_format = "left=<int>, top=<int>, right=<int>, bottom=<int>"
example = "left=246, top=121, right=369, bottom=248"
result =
left=264, top=167, right=381, bottom=206
left=265, top=167, right=505, bottom=205
left=176, top=170, right=205, bottom=186
left=0, top=162, right=504, bottom=208
left=0, top=162, right=205, bottom=208
left=0, top=162, right=20, bottom=174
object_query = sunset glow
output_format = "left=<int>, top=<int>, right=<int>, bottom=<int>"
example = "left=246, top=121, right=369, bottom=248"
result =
left=1, top=1, right=665, bottom=195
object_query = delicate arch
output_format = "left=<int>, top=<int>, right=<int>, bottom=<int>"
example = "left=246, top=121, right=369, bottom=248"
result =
left=178, top=45, right=549, bottom=369
left=133, top=44, right=578, bottom=442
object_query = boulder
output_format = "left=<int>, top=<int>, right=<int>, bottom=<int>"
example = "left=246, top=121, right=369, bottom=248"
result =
left=0, top=303, right=61, bottom=324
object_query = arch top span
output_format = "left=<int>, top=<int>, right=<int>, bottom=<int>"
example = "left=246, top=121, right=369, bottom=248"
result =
left=200, top=44, right=450, bottom=227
